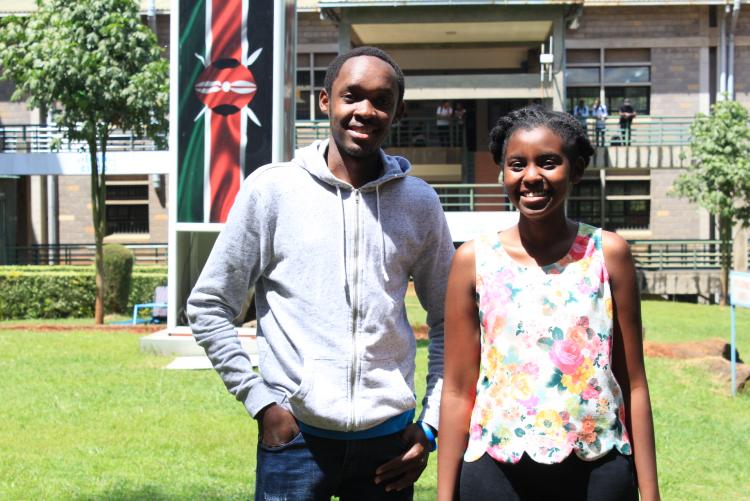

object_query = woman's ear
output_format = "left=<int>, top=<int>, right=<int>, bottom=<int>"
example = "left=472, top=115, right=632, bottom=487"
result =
left=570, top=158, right=586, bottom=185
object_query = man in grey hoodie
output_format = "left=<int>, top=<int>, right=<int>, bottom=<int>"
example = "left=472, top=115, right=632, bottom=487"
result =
left=187, top=46, right=454, bottom=500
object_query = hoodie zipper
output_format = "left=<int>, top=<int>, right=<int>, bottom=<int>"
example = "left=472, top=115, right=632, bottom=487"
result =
left=348, top=189, right=362, bottom=431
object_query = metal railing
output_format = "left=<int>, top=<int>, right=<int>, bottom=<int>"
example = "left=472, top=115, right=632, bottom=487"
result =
left=0, top=124, right=164, bottom=153
left=3, top=238, right=728, bottom=271
left=580, top=116, right=693, bottom=147
left=628, top=240, right=725, bottom=270
left=432, top=183, right=513, bottom=211
left=0, top=116, right=696, bottom=153
left=9, top=243, right=167, bottom=266
left=294, top=118, right=465, bottom=149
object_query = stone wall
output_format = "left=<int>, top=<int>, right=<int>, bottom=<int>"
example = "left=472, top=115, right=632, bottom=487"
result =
left=651, top=47, right=702, bottom=116
left=649, top=169, right=706, bottom=240
left=297, top=12, right=337, bottom=46
left=56, top=175, right=168, bottom=244
left=568, top=6, right=705, bottom=40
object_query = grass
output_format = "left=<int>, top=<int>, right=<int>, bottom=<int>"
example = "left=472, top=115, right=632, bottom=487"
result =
left=0, top=299, right=749, bottom=499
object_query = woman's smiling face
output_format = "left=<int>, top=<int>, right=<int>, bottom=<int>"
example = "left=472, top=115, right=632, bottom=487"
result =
left=502, top=126, right=583, bottom=221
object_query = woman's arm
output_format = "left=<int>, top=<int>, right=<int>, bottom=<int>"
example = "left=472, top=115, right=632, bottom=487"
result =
left=437, top=242, right=481, bottom=501
left=603, top=232, right=660, bottom=501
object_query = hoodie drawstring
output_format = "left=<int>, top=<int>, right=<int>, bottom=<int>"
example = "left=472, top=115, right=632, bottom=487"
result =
left=336, top=185, right=349, bottom=297
left=375, top=185, right=389, bottom=282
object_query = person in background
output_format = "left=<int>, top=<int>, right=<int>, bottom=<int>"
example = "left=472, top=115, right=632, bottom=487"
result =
left=618, top=99, right=636, bottom=146
left=592, top=98, right=608, bottom=147
left=436, top=100, right=454, bottom=146
left=573, top=98, right=590, bottom=135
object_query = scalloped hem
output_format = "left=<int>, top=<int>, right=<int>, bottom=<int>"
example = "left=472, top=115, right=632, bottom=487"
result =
left=463, top=441, right=632, bottom=465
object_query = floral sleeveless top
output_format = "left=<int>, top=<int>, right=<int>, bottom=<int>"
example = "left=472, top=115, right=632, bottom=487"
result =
left=464, top=223, right=632, bottom=465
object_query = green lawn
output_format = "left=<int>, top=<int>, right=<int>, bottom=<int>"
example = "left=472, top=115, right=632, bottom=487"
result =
left=1, top=300, right=749, bottom=499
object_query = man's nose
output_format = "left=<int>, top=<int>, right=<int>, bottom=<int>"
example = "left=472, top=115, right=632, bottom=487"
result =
left=354, top=99, right=376, bottom=119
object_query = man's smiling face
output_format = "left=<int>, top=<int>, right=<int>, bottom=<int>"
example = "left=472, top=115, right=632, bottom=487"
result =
left=319, top=55, right=403, bottom=160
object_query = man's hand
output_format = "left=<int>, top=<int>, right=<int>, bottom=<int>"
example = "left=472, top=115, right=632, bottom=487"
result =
left=374, top=423, right=432, bottom=492
left=257, top=404, right=299, bottom=447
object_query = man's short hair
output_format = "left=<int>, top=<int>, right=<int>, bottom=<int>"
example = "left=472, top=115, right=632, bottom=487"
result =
left=323, top=46, right=405, bottom=104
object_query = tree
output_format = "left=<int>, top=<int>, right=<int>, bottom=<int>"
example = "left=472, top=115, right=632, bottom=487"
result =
left=0, top=0, right=168, bottom=323
left=674, top=99, right=750, bottom=305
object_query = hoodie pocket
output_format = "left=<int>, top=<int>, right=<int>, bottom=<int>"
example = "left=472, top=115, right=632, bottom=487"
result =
left=357, top=357, right=415, bottom=428
left=288, top=357, right=351, bottom=429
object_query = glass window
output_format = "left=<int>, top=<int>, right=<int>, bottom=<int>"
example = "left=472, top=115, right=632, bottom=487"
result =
left=568, top=200, right=602, bottom=226
left=106, top=204, right=149, bottom=235
left=604, top=49, right=650, bottom=64
left=566, top=87, right=600, bottom=114
left=605, top=200, right=650, bottom=230
left=604, top=66, right=650, bottom=84
left=608, top=181, right=650, bottom=196
left=567, top=49, right=600, bottom=64
left=606, top=87, right=650, bottom=115
left=566, top=67, right=600, bottom=85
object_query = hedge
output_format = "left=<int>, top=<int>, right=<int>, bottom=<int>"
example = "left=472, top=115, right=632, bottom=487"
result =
left=0, top=267, right=167, bottom=320
left=103, top=244, right=134, bottom=314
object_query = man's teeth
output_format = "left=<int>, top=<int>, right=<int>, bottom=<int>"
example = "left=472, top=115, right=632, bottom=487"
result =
left=523, top=192, right=547, bottom=197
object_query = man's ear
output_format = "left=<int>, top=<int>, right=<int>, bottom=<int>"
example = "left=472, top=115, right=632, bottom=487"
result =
left=393, top=100, right=405, bottom=124
left=319, top=89, right=330, bottom=115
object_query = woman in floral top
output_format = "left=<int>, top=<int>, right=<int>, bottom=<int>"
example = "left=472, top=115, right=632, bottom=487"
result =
left=437, top=107, right=659, bottom=500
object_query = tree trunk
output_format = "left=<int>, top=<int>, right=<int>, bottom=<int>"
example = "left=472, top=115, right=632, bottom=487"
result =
left=88, top=129, right=107, bottom=324
left=719, top=216, right=732, bottom=306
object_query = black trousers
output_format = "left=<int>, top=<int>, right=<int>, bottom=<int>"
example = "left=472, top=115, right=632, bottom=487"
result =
left=459, top=450, right=637, bottom=501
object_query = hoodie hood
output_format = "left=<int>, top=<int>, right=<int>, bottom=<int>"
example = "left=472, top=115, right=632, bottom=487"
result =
left=294, top=139, right=411, bottom=191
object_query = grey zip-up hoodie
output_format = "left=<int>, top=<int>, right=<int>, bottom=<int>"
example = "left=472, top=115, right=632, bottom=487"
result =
left=187, top=139, right=454, bottom=432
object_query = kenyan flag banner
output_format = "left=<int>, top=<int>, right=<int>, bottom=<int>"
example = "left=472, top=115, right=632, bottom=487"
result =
left=177, top=0, right=274, bottom=223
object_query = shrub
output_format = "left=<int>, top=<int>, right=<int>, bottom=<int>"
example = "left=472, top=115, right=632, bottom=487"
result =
left=0, top=270, right=96, bottom=319
left=0, top=266, right=167, bottom=320
left=103, top=244, right=134, bottom=314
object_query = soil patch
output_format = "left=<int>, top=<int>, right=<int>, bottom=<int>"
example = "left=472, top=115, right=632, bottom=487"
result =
left=0, top=323, right=163, bottom=334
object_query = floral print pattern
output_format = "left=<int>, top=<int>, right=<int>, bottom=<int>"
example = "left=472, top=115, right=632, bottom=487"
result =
left=464, top=224, right=632, bottom=465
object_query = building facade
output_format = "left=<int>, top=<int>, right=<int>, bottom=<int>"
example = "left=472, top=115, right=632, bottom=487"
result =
left=1, top=0, right=748, bottom=274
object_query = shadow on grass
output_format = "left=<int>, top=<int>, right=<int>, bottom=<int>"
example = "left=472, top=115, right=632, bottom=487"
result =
left=417, top=339, right=430, bottom=349
left=76, top=484, right=434, bottom=500
left=75, top=485, right=249, bottom=501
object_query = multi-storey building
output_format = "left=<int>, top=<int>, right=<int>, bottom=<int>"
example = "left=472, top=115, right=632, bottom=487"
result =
left=1, top=0, right=747, bottom=294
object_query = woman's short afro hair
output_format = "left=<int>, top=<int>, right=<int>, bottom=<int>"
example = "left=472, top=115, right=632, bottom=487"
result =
left=323, top=46, right=405, bottom=104
left=489, top=105, right=595, bottom=168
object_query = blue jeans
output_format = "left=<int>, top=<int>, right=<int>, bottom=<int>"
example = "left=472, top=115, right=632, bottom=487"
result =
left=255, top=430, right=414, bottom=501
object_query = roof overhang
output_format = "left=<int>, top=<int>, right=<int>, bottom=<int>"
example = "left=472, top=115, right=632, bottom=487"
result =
left=353, top=20, right=553, bottom=44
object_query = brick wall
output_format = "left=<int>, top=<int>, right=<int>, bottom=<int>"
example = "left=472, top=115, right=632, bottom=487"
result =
left=650, top=47, right=701, bottom=116
left=56, top=175, right=168, bottom=244
left=569, top=6, right=705, bottom=40
left=297, top=12, right=338, bottom=45
left=649, top=169, right=705, bottom=239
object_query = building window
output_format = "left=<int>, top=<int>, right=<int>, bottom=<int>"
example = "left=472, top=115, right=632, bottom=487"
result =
left=105, top=176, right=149, bottom=235
left=566, top=48, right=651, bottom=115
left=296, top=52, right=337, bottom=121
left=568, top=172, right=650, bottom=231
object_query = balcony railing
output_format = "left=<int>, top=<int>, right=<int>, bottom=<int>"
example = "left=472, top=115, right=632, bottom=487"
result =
left=580, top=116, right=692, bottom=147
left=0, top=125, right=163, bottom=153
left=4, top=238, right=726, bottom=271
left=0, top=116, right=696, bottom=154
left=295, top=117, right=465, bottom=149
left=628, top=240, right=725, bottom=270
left=7, top=243, right=167, bottom=266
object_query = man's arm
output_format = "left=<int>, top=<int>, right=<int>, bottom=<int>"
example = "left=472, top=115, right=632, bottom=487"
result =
left=186, top=178, right=279, bottom=418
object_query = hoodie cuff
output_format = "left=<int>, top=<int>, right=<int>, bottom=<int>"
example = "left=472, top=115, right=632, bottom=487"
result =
left=417, top=403, right=440, bottom=433
left=244, top=383, right=283, bottom=419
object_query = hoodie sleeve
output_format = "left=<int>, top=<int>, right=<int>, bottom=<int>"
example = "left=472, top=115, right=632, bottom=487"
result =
left=409, top=193, right=455, bottom=432
left=186, top=177, right=279, bottom=418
